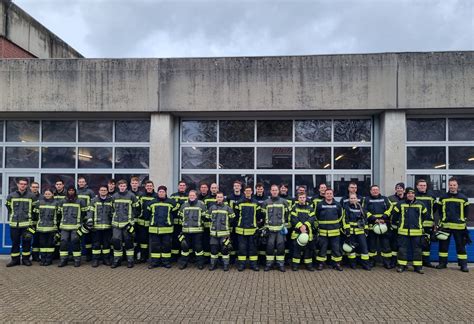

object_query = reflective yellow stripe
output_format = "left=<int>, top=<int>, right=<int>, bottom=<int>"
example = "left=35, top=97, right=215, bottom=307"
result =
left=235, top=227, right=257, bottom=235
left=149, top=226, right=173, bottom=234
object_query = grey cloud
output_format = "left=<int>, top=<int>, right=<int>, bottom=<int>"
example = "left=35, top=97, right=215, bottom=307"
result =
left=14, top=0, right=474, bottom=58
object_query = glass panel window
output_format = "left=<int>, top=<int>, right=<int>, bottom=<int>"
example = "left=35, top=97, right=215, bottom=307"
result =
left=449, top=146, right=474, bottom=169
left=334, top=147, right=371, bottom=169
left=219, top=147, right=254, bottom=169
left=218, top=174, right=254, bottom=196
left=257, top=147, right=292, bottom=169
left=0, top=174, right=2, bottom=195
left=77, top=174, right=112, bottom=194
left=256, top=174, right=292, bottom=196
left=181, top=120, right=217, bottom=143
left=42, top=121, right=76, bottom=142
left=6, top=120, right=39, bottom=142
left=79, top=120, right=113, bottom=142
left=406, top=118, right=446, bottom=141
left=181, top=147, right=216, bottom=169
left=0, top=121, right=4, bottom=142
left=257, top=120, right=292, bottom=142
left=0, top=147, right=3, bottom=168
left=219, top=120, right=254, bottom=142
left=449, top=119, right=474, bottom=141
left=295, top=147, right=331, bottom=169
left=42, top=147, right=76, bottom=168
left=41, top=173, right=75, bottom=193
left=114, top=174, right=149, bottom=190
left=6, top=147, right=39, bottom=168
left=406, top=174, right=446, bottom=197
left=294, top=174, right=331, bottom=197
left=78, top=147, right=113, bottom=169
left=295, top=120, right=331, bottom=142
left=333, top=175, right=371, bottom=197
left=407, top=147, right=446, bottom=169
left=334, top=119, right=371, bottom=142
left=181, top=174, right=217, bottom=191
left=115, top=147, right=149, bottom=169
left=115, top=120, right=150, bottom=142
left=451, top=175, right=474, bottom=198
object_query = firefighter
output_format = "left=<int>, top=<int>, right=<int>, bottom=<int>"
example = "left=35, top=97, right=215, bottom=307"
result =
left=339, top=181, right=362, bottom=208
left=312, top=183, right=327, bottom=207
left=235, top=186, right=261, bottom=271
left=170, top=180, right=189, bottom=261
left=391, top=187, right=428, bottom=274
left=135, top=180, right=157, bottom=263
left=292, top=185, right=313, bottom=209
left=343, top=193, right=371, bottom=270
left=253, top=183, right=267, bottom=265
left=178, top=190, right=207, bottom=270
left=290, top=192, right=316, bottom=271
left=34, top=188, right=61, bottom=266
left=53, top=179, right=67, bottom=260
left=89, top=185, right=113, bottom=267
left=208, top=192, right=235, bottom=271
left=415, top=179, right=437, bottom=268
left=147, top=185, right=178, bottom=269
left=227, top=180, right=244, bottom=263
left=29, top=181, right=41, bottom=262
left=363, top=185, right=393, bottom=269
left=58, top=186, right=89, bottom=267
left=107, top=179, right=117, bottom=196
left=279, top=183, right=293, bottom=263
left=262, top=184, right=289, bottom=272
left=204, top=183, right=219, bottom=208
left=436, top=177, right=470, bottom=272
left=77, top=176, right=96, bottom=261
left=388, top=182, right=406, bottom=267
left=198, top=182, right=211, bottom=263
left=315, top=188, right=345, bottom=271
left=5, top=178, right=37, bottom=267
left=110, top=179, right=139, bottom=269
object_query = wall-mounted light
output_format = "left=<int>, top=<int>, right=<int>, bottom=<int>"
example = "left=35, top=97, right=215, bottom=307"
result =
left=335, top=155, right=344, bottom=161
left=78, top=153, right=93, bottom=159
left=434, top=164, right=446, bottom=169
left=323, top=163, right=331, bottom=169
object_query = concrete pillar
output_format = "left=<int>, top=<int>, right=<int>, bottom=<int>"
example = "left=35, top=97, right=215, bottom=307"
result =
left=379, top=110, right=406, bottom=195
left=149, top=113, right=175, bottom=190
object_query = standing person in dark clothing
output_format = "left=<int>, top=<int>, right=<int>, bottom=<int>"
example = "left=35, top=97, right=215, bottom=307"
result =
left=170, top=180, right=189, bottom=261
left=388, top=182, right=406, bottom=268
left=89, top=185, right=114, bottom=267
left=29, top=181, right=41, bottom=262
left=5, top=178, right=36, bottom=267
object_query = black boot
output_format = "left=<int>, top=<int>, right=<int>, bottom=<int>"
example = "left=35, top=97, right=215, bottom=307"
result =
left=209, top=259, right=218, bottom=271
left=292, top=264, right=299, bottom=271
left=223, top=259, right=230, bottom=272
left=334, top=263, right=343, bottom=271
left=111, top=257, right=121, bottom=269
left=436, top=262, right=447, bottom=269
left=103, top=255, right=112, bottom=266
left=32, top=252, right=40, bottom=262
left=58, top=258, right=68, bottom=267
left=44, top=255, right=53, bottom=266
left=397, top=265, right=406, bottom=273
left=6, top=257, right=20, bottom=268
left=414, top=266, right=424, bottom=274
left=306, top=264, right=315, bottom=272
left=74, top=258, right=81, bottom=267
left=91, top=259, right=100, bottom=268
left=237, top=262, right=245, bottom=272
left=460, top=261, right=469, bottom=272
left=22, top=257, right=32, bottom=266
left=250, top=262, right=259, bottom=272
left=127, top=257, right=134, bottom=268
left=264, top=262, right=272, bottom=271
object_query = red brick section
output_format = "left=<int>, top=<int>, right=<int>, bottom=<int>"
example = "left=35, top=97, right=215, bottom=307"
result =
left=0, top=36, right=35, bottom=58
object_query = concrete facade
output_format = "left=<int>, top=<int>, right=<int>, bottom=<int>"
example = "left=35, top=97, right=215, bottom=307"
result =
left=0, top=0, right=82, bottom=58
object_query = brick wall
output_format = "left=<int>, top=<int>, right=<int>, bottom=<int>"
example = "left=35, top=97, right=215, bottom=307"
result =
left=0, top=36, right=35, bottom=58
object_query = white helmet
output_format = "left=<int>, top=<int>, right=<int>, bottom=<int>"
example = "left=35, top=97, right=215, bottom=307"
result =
left=373, top=223, right=388, bottom=235
left=435, top=230, right=450, bottom=241
left=297, top=233, right=309, bottom=246
left=342, top=242, right=355, bottom=253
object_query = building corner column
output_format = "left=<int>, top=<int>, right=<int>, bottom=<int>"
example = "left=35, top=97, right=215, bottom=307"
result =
left=149, top=113, right=175, bottom=190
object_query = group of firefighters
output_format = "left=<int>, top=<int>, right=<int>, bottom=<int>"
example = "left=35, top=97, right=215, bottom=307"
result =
left=5, top=175, right=471, bottom=274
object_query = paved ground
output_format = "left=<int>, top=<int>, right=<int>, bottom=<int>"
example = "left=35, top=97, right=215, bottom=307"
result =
left=0, top=257, right=473, bottom=323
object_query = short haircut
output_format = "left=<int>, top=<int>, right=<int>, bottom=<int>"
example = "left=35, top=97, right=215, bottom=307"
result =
left=178, top=180, right=187, bottom=185
left=17, top=178, right=28, bottom=184
left=255, top=182, right=264, bottom=188
left=244, top=185, right=253, bottom=191
left=78, top=176, right=86, bottom=182
left=108, top=179, right=116, bottom=185
left=280, top=183, right=289, bottom=189
left=55, top=179, right=64, bottom=184
left=117, top=179, right=128, bottom=186
left=416, top=179, right=427, bottom=185
left=144, top=180, right=154, bottom=186
left=370, top=185, right=379, bottom=190
left=130, top=176, right=140, bottom=182
left=448, top=177, right=458, bottom=184
left=30, top=181, right=39, bottom=186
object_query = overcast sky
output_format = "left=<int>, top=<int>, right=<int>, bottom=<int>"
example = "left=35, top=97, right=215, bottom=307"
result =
left=14, top=0, right=474, bottom=58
